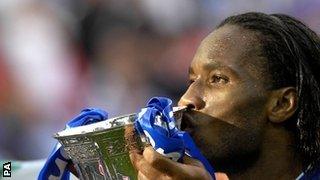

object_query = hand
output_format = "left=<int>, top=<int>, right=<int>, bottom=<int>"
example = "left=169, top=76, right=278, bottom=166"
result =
left=129, top=146, right=229, bottom=180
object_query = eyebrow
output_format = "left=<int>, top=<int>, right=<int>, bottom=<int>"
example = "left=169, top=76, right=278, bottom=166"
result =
left=189, top=60, right=240, bottom=78
left=203, top=61, right=223, bottom=71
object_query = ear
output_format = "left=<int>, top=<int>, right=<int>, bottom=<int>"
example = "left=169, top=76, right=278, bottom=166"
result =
left=266, top=87, right=298, bottom=123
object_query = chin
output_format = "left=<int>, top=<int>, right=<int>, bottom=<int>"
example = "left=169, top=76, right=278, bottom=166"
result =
left=190, top=126, right=262, bottom=172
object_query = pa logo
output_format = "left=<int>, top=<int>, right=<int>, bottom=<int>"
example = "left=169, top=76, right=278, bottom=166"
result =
left=2, top=162, right=11, bottom=177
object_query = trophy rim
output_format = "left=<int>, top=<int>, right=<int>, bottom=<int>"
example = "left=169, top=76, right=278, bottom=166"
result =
left=53, top=106, right=186, bottom=139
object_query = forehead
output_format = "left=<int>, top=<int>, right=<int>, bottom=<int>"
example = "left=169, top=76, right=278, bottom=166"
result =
left=191, top=25, right=267, bottom=78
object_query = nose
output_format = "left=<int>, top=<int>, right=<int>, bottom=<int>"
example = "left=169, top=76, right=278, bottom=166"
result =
left=178, top=83, right=205, bottom=110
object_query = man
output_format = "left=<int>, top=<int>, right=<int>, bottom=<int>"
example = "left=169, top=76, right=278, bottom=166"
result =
left=40, top=12, right=320, bottom=179
left=129, top=12, right=320, bottom=179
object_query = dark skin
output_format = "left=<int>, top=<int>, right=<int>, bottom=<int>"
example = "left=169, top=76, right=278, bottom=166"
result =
left=129, top=24, right=302, bottom=179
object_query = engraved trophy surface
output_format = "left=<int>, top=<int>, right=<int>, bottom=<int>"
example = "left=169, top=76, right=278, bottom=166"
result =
left=54, top=107, right=186, bottom=180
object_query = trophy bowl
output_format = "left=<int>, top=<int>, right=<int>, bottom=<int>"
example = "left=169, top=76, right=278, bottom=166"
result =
left=54, top=107, right=186, bottom=180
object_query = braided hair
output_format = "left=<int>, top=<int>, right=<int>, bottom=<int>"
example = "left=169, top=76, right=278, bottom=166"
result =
left=218, top=12, right=320, bottom=170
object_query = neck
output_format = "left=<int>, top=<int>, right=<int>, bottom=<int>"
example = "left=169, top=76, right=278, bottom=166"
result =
left=221, top=123, right=303, bottom=179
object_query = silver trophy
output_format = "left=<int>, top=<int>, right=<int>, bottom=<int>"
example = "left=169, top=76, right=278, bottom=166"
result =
left=54, top=107, right=186, bottom=180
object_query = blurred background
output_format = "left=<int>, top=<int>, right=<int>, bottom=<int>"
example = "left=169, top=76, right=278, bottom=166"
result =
left=0, top=0, right=319, bottom=160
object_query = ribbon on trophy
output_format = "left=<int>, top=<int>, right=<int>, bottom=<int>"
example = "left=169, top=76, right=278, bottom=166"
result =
left=135, top=97, right=216, bottom=179
left=38, top=108, right=108, bottom=180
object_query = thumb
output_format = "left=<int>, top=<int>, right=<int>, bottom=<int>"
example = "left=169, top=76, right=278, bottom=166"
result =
left=182, top=155, right=206, bottom=168
left=183, top=156, right=229, bottom=180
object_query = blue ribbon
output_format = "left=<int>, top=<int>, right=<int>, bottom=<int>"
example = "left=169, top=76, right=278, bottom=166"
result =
left=135, top=97, right=215, bottom=179
left=38, top=108, right=108, bottom=180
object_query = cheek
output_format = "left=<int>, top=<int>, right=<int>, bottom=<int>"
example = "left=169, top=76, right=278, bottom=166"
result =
left=203, top=85, right=268, bottom=129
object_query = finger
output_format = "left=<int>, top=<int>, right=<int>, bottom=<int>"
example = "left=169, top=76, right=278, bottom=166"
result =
left=182, top=155, right=205, bottom=168
left=183, top=156, right=219, bottom=179
left=129, top=149, right=143, bottom=170
left=130, top=149, right=164, bottom=178
left=182, top=157, right=229, bottom=180
left=138, top=171, right=148, bottom=180
left=142, top=147, right=179, bottom=176
left=143, top=147, right=212, bottom=179
left=143, top=147, right=202, bottom=178
left=215, top=172, right=229, bottom=180
left=138, top=171, right=171, bottom=180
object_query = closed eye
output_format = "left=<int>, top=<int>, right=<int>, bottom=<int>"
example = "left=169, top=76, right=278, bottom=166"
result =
left=188, top=79, right=195, bottom=85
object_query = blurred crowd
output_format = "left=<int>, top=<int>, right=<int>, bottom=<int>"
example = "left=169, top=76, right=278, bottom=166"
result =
left=0, top=0, right=319, bottom=160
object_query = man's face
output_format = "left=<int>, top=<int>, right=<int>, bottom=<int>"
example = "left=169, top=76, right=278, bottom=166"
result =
left=178, top=25, right=272, bottom=169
